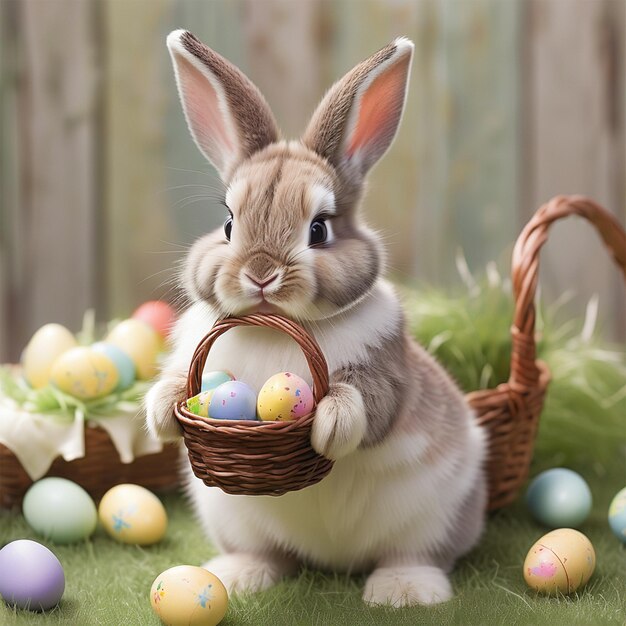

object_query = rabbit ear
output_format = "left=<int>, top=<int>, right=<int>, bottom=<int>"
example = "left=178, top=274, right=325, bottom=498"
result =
left=167, top=30, right=280, bottom=180
left=302, top=37, right=413, bottom=182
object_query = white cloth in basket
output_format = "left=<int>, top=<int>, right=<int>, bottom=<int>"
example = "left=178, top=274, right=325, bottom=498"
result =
left=0, top=397, right=163, bottom=480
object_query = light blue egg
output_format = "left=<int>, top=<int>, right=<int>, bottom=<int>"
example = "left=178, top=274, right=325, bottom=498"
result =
left=608, top=487, right=626, bottom=544
left=201, top=370, right=235, bottom=393
left=92, top=342, right=136, bottom=391
left=208, top=381, right=257, bottom=421
left=526, top=468, right=592, bottom=528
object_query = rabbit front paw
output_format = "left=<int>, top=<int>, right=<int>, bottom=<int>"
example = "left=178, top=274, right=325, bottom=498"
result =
left=145, top=374, right=187, bottom=442
left=311, top=382, right=366, bottom=460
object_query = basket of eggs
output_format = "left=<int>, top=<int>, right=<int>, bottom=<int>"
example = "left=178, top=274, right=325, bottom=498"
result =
left=175, top=314, right=333, bottom=495
left=0, top=301, right=180, bottom=509
left=175, top=196, right=626, bottom=510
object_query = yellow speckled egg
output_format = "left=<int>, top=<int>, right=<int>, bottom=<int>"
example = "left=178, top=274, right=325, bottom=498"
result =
left=98, top=484, right=167, bottom=545
left=21, top=323, right=78, bottom=388
left=523, top=528, right=595, bottom=594
left=50, top=347, right=119, bottom=400
left=106, top=319, right=160, bottom=380
left=257, top=372, right=314, bottom=421
left=150, top=565, right=227, bottom=626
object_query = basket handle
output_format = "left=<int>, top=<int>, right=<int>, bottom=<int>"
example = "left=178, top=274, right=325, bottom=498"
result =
left=185, top=313, right=330, bottom=403
left=509, top=195, right=626, bottom=391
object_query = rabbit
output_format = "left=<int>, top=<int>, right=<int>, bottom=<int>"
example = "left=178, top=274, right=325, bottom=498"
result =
left=146, top=29, right=487, bottom=608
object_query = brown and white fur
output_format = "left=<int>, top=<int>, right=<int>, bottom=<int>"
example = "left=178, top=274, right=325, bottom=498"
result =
left=146, top=30, right=487, bottom=607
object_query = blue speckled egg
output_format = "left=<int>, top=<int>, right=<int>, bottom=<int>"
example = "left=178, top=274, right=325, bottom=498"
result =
left=92, top=342, right=136, bottom=391
left=526, top=468, right=592, bottom=528
left=608, top=487, right=626, bottom=543
left=208, top=381, right=257, bottom=421
left=201, top=370, right=235, bottom=393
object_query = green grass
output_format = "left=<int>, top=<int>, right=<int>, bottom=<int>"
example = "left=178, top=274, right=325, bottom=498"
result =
left=0, top=455, right=624, bottom=626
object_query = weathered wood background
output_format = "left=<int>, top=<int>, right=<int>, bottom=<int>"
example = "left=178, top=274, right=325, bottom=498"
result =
left=0, top=0, right=624, bottom=362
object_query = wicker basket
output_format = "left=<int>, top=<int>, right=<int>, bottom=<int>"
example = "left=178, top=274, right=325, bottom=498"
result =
left=175, top=315, right=333, bottom=496
left=0, top=433, right=180, bottom=510
left=0, top=365, right=181, bottom=509
left=176, top=195, right=626, bottom=509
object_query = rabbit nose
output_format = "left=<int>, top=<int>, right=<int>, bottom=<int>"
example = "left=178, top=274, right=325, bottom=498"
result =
left=245, top=272, right=279, bottom=289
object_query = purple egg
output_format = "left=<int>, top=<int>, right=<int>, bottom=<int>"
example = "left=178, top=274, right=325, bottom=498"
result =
left=208, top=380, right=257, bottom=420
left=0, top=540, right=65, bottom=611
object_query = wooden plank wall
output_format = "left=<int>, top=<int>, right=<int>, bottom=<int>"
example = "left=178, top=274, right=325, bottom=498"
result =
left=0, top=0, right=624, bottom=363
left=524, top=0, right=626, bottom=339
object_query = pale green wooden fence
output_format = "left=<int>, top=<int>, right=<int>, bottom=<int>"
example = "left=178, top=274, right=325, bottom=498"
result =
left=0, top=0, right=624, bottom=361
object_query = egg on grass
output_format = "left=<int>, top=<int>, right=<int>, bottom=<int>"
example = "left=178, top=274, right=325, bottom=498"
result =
left=23, top=477, right=97, bottom=544
left=21, top=323, right=77, bottom=389
left=523, top=528, right=596, bottom=595
left=608, top=486, right=626, bottom=543
left=257, top=372, right=314, bottom=422
left=150, top=565, right=227, bottom=626
left=526, top=468, right=592, bottom=528
left=0, top=540, right=65, bottom=611
left=98, top=484, right=167, bottom=545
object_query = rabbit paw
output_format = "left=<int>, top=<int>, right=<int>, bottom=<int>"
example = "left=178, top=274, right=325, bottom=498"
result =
left=311, top=382, right=366, bottom=460
left=145, top=374, right=187, bottom=442
left=363, top=565, right=453, bottom=607
left=202, top=553, right=297, bottom=595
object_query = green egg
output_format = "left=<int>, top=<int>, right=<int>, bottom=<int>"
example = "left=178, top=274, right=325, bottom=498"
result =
left=23, top=477, right=98, bottom=544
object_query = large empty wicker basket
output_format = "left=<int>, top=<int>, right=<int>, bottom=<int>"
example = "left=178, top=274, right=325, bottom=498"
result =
left=176, top=195, right=626, bottom=510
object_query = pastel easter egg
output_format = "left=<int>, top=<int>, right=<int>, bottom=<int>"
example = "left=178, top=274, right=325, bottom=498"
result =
left=98, top=484, right=167, bottom=545
left=608, top=486, right=626, bottom=543
left=208, top=381, right=257, bottom=421
left=132, top=301, right=177, bottom=341
left=106, top=319, right=161, bottom=380
left=92, top=342, right=136, bottom=391
left=257, top=372, right=314, bottom=422
left=0, top=540, right=65, bottom=611
left=523, top=528, right=596, bottom=594
left=21, top=323, right=78, bottom=389
left=150, top=565, right=227, bottom=626
left=23, top=477, right=97, bottom=544
left=526, top=468, right=592, bottom=528
left=50, top=347, right=119, bottom=400
left=186, top=390, right=214, bottom=418
left=201, top=370, right=235, bottom=393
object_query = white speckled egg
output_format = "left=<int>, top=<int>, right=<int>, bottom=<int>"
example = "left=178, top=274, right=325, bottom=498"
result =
left=257, top=372, right=314, bottom=421
left=150, top=565, right=227, bottom=626
left=50, top=347, right=119, bottom=400
left=523, top=528, right=595, bottom=594
left=21, top=324, right=77, bottom=388
left=106, top=319, right=160, bottom=380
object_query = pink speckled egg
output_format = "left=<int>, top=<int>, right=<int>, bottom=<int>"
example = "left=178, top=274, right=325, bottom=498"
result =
left=257, top=372, right=314, bottom=422
left=523, top=528, right=595, bottom=594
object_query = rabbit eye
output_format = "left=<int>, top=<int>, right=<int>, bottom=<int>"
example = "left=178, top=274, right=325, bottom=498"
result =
left=224, top=216, right=233, bottom=241
left=309, top=219, right=328, bottom=246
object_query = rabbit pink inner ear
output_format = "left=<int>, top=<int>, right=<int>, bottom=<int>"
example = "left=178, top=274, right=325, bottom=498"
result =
left=175, top=54, right=237, bottom=173
left=344, top=53, right=411, bottom=171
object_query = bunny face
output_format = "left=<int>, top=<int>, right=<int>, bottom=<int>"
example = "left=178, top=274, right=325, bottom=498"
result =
left=169, top=30, right=412, bottom=321
left=184, top=141, right=384, bottom=320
